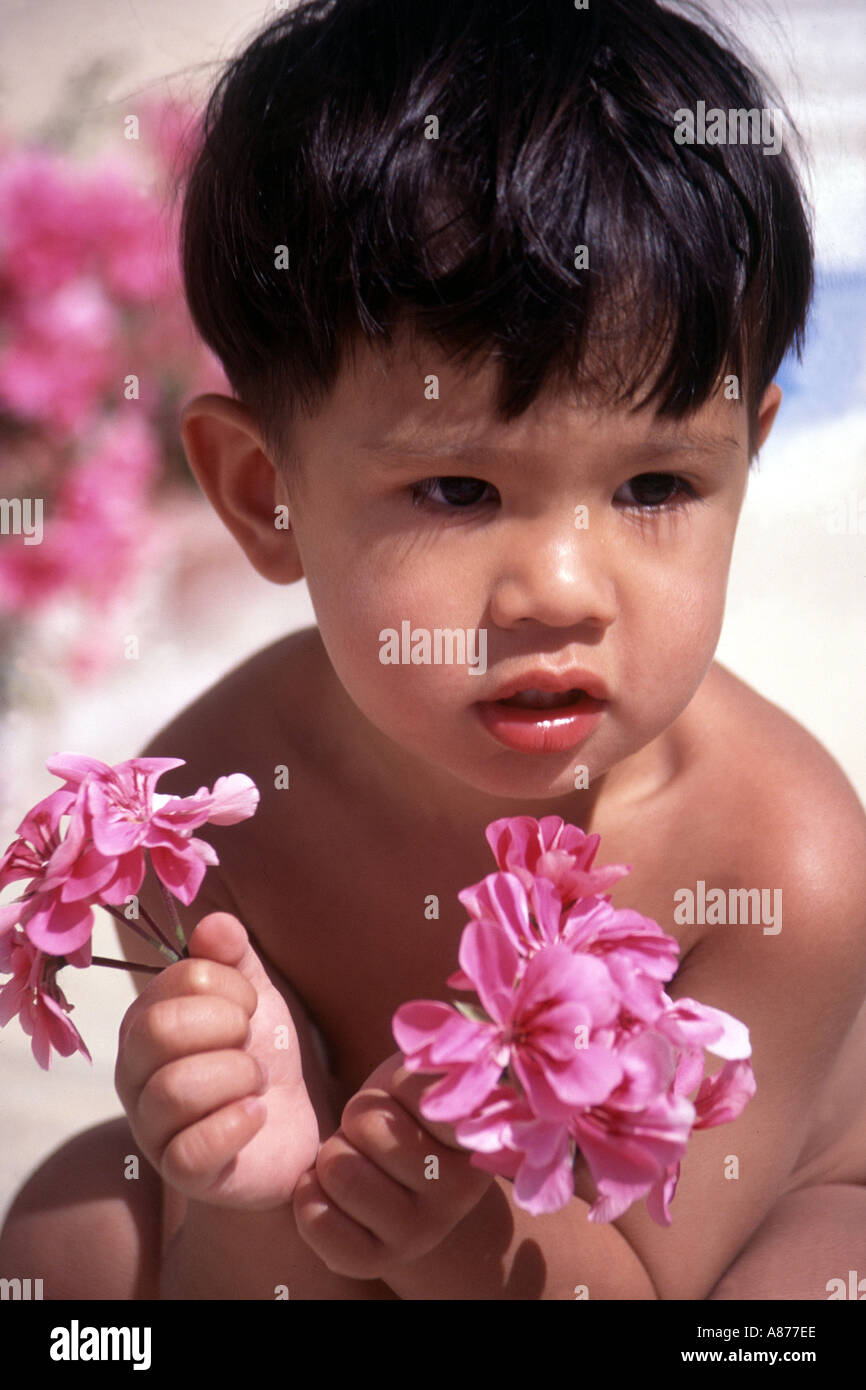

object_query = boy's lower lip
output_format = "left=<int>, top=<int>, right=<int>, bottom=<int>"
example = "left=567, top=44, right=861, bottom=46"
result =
left=474, top=697, right=606, bottom=753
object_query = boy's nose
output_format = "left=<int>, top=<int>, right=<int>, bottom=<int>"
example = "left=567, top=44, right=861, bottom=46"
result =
left=487, top=524, right=617, bottom=631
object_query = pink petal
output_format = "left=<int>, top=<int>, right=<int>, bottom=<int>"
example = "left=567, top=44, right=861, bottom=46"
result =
left=657, top=997, right=751, bottom=1060
left=693, top=1059, right=757, bottom=1128
left=23, top=895, right=94, bottom=955
left=457, top=871, right=534, bottom=957
left=457, top=918, right=521, bottom=1024
left=148, top=843, right=207, bottom=905
left=419, top=1054, right=507, bottom=1123
left=513, top=1141, right=576, bottom=1214
left=392, top=1000, right=459, bottom=1057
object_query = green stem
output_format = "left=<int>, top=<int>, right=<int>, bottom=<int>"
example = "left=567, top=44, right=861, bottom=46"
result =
left=90, top=954, right=162, bottom=975
left=102, top=903, right=179, bottom=964
left=158, top=878, right=187, bottom=953
left=135, top=897, right=180, bottom=957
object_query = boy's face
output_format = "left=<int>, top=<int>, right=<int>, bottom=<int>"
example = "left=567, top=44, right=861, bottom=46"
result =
left=191, top=327, right=781, bottom=808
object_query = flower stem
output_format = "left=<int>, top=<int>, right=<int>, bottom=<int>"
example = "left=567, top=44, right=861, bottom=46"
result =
left=157, top=878, right=187, bottom=953
left=135, top=897, right=182, bottom=957
left=90, top=954, right=162, bottom=975
left=102, top=903, right=180, bottom=964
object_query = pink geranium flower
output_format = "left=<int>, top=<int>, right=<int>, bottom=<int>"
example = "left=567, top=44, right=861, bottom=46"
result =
left=45, top=753, right=259, bottom=914
left=455, top=870, right=564, bottom=969
left=561, top=895, right=680, bottom=1027
left=394, top=921, right=624, bottom=1124
left=455, top=1086, right=577, bottom=1214
left=393, top=814, right=757, bottom=1223
left=0, top=786, right=97, bottom=961
left=0, top=751, right=260, bottom=1066
left=0, top=754, right=259, bottom=958
left=0, top=932, right=91, bottom=1069
left=485, top=815, right=631, bottom=903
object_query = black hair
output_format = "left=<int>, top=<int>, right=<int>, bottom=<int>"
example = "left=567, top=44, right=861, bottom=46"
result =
left=179, top=0, right=813, bottom=467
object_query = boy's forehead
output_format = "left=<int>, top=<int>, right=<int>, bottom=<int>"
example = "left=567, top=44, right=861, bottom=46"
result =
left=323, top=328, right=746, bottom=461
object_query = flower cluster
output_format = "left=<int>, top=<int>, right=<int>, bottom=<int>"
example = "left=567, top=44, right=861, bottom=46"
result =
left=0, top=754, right=258, bottom=1067
left=0, top=103, right=227, bottom=680
left=393, top=816, right=756, bottom=1223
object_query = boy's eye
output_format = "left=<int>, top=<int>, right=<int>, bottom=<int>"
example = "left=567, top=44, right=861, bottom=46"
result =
left=614, top=473, right=694, bottom=509
left=410, top=476, right=496, bottom=509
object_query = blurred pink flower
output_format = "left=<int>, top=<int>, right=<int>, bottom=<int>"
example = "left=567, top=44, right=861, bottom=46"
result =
left=0, top=115, right=229, bottom=676
left=0, top=278, right=118, bottom=434
left=0, top=413, right=158, bottom=613
left=0, top=148, right=90, bottom=295
left=76, top=160, right=177, bottom=304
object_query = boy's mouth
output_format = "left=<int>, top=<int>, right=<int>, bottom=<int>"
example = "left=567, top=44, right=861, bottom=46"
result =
left=497, top=687, right=588, bottom=710
left=475, top=671, right=608, bottom=754
left=484, top=667, right=610, bottom=705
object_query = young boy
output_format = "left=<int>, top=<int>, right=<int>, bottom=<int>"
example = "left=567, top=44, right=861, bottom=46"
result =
left=3, top=0, right=866, bottom=1300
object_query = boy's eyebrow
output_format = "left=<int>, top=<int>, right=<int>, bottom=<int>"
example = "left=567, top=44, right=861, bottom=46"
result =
left=360, top=428, right=742, bottom=462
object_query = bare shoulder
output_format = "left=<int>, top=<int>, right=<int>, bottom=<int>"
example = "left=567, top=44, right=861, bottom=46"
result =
left=0, top=1118, right=161, bottom=1300
left=126, top=624, right=324, bottom=964
left=124, top=622, right=344, bottom=1131
left=693, top=661, right=866, bottom=908
left=138, top=625, right=323, bottom=779
left=601, top=665, right=866, bottom=1298
left=676, top=660, right=866, bottom=1066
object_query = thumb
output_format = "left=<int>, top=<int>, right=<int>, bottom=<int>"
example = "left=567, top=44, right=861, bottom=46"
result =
left=188, top=911, right=275, bottom=999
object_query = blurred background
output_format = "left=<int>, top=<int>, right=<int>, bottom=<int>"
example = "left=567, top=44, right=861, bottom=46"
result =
left=0, top=0, right=863, bottom=1231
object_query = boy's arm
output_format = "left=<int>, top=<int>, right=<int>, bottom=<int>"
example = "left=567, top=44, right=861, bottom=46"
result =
left=606, top=868, right=866, bottom=1300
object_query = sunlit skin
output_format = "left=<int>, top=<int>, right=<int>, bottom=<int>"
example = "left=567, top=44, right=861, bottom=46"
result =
left=4, top=326, right=866, bottom=1303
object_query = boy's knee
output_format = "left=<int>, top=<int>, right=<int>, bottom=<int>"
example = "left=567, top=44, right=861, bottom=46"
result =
left=0, top=1117, right=161, bottom=1301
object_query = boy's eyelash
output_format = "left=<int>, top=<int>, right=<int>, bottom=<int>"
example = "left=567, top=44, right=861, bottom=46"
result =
left=409, top=477, right=496, bottom=510
left=615, top=474, right=700, bottom=514
left=409, top=473, right=700, bottom=514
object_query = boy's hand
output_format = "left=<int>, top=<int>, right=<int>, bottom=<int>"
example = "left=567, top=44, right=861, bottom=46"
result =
left=292, top=1053, right=493, bottom=1280
left=115, top=913, right=318, bottom=1210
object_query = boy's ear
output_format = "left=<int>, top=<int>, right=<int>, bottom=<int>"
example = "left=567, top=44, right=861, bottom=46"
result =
left=179, top=394, right=303, bottom=585
left=752, top=382, right=783, bottom=457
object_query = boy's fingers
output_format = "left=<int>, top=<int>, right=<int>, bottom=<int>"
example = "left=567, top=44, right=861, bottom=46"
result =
left=188, top=912, right=278, bottom=1004
left=138, top=1049, right=265, bottom=1152
left=293, top=1168, right=386, bottom=1278
left=385, top=1063, right=467, bottom=1151
left=118, top=954, right=258, bottom=1050
left=118, top=994, right=257, bottom=1099
left=160, top=1096, right=266, bottom=1197
left=356, top=1052, right=464, bottom=1149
